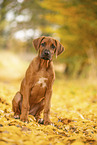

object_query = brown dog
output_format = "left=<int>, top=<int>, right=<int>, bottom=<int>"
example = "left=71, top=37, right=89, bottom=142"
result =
left=12, top=36, right=64, bottom=125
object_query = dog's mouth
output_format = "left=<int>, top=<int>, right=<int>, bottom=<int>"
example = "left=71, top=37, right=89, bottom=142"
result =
left=40, top=49, right=51, bottom=60
left=40, top=55, right=51, bottom=60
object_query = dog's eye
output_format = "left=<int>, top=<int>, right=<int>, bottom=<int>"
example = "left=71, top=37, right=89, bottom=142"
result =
left=41, top=42, right=46, bottom=47
left=51, top=44, right=55, bottom=49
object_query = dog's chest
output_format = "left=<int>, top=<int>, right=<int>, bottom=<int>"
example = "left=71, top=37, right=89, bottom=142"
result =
left=30, top=68, right=53, bottom=104
left=30, top=76, right=49, bottom=103
left=35, top=77, right=48, bottom=88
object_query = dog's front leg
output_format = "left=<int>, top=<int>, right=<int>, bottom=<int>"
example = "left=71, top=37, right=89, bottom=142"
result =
left=43, top=88, right=52, bottom=125
left=20, top=84, right=30, bottom=122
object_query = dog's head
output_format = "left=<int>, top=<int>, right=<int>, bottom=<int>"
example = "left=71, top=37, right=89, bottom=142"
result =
left=33, top=36, right=65, bottom=61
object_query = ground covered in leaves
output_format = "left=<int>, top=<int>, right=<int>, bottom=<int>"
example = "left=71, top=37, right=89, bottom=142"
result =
left=0, top=80, right=97, bottom=145
left=0, top=52, right=97, bottom=145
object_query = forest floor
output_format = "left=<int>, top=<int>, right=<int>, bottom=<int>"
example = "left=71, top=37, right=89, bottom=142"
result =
left=0, top=51, right=97, bottom=145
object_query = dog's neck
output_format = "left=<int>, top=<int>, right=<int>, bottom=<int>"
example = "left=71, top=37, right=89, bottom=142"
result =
left=37, top=56, right=51, bottom=69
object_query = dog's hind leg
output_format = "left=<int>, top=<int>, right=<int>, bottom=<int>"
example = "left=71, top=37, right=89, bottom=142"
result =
left=35, top=100, right=45, bottom=122
left=12, top=92, right=22, bottom=119
left=29, top=99, right=44, bottom=122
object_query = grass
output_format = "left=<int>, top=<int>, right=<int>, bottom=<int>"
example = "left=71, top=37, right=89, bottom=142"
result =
left=0, top=51, right=97, bottom=145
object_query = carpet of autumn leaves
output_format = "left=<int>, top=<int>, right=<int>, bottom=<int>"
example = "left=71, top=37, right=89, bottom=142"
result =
left=0, top=52, right=97, bottom=145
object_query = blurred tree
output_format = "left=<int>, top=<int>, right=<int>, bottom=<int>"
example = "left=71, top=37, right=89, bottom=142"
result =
left=39, top=0, right=97, bottom=78
left=0, top=0, right=97, bottom=78
left=0, top=0, right=18, bottom=49
left=2, top=0, right=53, bottom=51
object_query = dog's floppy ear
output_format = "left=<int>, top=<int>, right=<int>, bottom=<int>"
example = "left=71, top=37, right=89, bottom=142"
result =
left=33, top=36, right=45, bottom=51
left=55, top=40, right=65, bottom=58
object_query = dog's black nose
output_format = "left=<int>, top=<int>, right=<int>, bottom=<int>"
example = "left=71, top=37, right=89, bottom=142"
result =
left=44, top=49, right=50, bottom=56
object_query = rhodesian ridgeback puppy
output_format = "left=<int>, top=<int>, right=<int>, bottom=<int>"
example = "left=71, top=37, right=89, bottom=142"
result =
left=12, top=36, right=64, bottom=125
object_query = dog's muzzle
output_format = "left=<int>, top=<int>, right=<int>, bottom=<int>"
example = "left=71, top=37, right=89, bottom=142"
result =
left=40, top=49, right=51, bottom=60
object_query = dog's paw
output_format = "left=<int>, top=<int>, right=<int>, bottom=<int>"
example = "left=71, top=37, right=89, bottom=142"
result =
left=14, top=114, right=20, bottom=119
left=44, top=119, right=51, bottom=125
left=20, top=115, right=28, bottom=122
left=38, top=118, right=44, bottom=124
